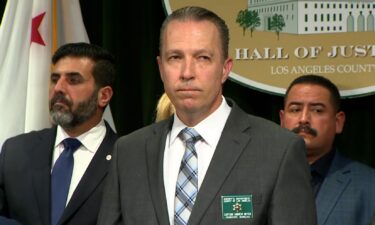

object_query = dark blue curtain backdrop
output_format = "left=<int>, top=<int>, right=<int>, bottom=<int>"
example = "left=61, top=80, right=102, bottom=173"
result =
left=1, top=1, right=375, bottom=167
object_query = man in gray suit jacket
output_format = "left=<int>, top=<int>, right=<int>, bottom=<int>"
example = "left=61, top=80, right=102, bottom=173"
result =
left=280, top=74, right=375, bottom=225
left=0, top=43, right=117, bottom=225
left=98, top=6, right=316, bottom=225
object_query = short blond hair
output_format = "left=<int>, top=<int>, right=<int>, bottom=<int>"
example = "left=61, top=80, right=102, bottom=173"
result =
left=155, top=93, right=175, bottom=122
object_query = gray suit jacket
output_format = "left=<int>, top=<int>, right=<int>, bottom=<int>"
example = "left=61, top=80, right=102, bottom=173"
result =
left=98, top=100, right=316, bottom=225
left=316, top=151, right=375, bottom=225
left=0, top=122, right=117, bottom=225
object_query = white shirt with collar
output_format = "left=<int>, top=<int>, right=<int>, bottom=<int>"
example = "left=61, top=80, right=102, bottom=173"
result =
left=163, top=97, right=231, bottom=225
left=52, top=119, right=106, bottom=205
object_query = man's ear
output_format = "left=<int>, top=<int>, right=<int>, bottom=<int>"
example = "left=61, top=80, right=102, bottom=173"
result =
left=98, top=86, right=113, bottom=108
left=335, top=111, right=346, bottom=134
left=221, top=58, right=233, bottom=84
left=279, top=110, right=285, bottom=127
left=157, top=56, right=165, bottom=83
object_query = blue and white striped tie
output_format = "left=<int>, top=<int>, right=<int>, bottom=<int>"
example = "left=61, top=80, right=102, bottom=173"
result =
left=175, top=127, right=201, bottom=225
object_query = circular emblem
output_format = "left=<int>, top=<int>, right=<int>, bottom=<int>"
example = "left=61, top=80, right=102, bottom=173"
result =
left=163, top=0, right=375, bottom=98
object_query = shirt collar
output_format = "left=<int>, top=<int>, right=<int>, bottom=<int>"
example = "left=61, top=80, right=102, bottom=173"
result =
left=169, top=96, right=231, bottom=146
left=55, top=120, right=106, bottom=153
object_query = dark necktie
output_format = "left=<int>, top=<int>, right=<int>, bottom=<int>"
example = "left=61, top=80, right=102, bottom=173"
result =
left=175, top=127, right=201, bottom=225
left=310, top=170, right=322, bottom=198
left=51, top=138, right=81, bottom=225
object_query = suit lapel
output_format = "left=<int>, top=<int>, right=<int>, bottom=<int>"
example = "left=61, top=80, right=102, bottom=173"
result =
left=59, top=124, right=117, bottom=224
left=188, top=103, right=252, bottom=225
left=146, top=119, right=172, bottom=225
left=316, top=152, right=351, bottom=225
left=31, top=128, right=56, bottom=225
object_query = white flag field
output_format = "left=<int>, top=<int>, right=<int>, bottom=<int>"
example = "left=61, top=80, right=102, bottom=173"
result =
left=0, top=0, right=115, bottom=147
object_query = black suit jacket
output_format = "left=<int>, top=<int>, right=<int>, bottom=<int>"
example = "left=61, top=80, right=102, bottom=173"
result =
left=98, top=100, right=317, bottom=225
left=0, top=122, right=117, bottom=225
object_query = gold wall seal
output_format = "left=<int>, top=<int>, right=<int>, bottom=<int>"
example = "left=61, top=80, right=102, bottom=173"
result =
left=164, top=0, right=375, bottom=98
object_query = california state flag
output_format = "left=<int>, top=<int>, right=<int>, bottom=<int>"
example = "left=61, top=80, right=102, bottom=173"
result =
left=0, top=0, right=115, bottom=147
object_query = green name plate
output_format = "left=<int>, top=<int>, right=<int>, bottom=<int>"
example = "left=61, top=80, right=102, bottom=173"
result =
left=221, top=195, right=253, bottom=219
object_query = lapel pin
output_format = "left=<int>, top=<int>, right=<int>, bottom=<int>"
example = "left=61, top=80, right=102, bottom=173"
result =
left=106, top=155, right=112, bottom=161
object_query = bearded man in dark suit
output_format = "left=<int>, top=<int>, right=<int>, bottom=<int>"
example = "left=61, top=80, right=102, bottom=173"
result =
left=0, top=42, right=117, bottom=225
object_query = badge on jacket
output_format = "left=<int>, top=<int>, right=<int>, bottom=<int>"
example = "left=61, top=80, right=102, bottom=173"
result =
left=221, top=195, right=253, bottom=219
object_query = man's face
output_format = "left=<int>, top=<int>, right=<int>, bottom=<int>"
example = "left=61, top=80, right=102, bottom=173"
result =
left=49, top=56, right=99, bottom=129
left=280, top=84, right=345, bottom=163
left=157, top=20, right=232, bottom=125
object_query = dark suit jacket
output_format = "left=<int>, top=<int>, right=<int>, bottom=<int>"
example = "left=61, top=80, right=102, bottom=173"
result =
left=316, top=151, right=375, bottom=225
left=0, top=217, right=22, bottom=225
left=98, top=100, right=317, bottom=225
left=0, top=122, right=117, bottom=225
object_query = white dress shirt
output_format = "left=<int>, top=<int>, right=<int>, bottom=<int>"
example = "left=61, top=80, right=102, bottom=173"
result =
left=163, top=97, right=231, bottom=225
left=52, top=119, right=106, bottom=205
